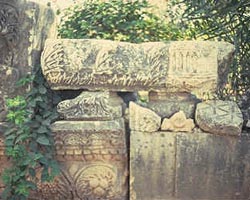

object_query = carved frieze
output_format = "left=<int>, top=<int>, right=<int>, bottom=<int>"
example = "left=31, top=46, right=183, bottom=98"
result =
left=51, top=118, right=127, bottom=161
left=57, top=91, right=123, bottom=120
left=41, top=39, right=234, bottom=97
left=195, top=100, right=243, bottom=136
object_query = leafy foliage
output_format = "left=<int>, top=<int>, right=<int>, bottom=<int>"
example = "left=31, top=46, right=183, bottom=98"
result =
left=167, top=0, right=250, bottom=97
left=58, top=0, right=192, bottom=42
left=2, top=66, right=61, bottom=200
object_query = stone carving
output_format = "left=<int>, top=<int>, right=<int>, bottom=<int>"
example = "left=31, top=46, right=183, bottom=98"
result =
left=51, top=119, right=127, bottom=159
left=33, top=163, right=128, bottom=200
left=58, top=164, right=123, bottom=199
left=41, top=39, right=168, bottom=91
left=0, top=0, right=19, bottom=53
left=147, top=91, right=200, bottom=118
left=195, top=100, right=243, bottom=136
left=57, top=91, right=123, bottom=120
left=41, top=39, right=234, bottom=97
left=129, top=102, right=161, bottom=132
left=161, top=110, right=195, bottom=132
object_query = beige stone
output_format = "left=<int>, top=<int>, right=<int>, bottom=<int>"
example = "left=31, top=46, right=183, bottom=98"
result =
left=130, top=131, right=176, bottom=200
left=41, top=39, right=234, bottom=98
left=57, top=91, right=123, bottom=120
left=161, top=111, right=195, bottom=132
left=129, top=102, right=161, bottom=132
left=45, top=118, right=128, bottom=199
left=147, top=91, right=200, bottom=118
left=195, top=100, right=243, bottom=136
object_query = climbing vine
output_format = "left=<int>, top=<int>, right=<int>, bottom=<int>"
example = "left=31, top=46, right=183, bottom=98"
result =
left=2, top=66, right=61, bottom=200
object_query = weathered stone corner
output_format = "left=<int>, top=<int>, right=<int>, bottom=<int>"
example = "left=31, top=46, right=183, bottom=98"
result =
left=129, top=102, right=161, bottom=132
left=195, top=100, right=243, bottom=136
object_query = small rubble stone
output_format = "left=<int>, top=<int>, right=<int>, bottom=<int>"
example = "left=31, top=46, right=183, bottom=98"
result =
left=195, top=100, right=243, bottom=136
left=129, top=102, right=161, bottom=132
left=161, top=111, right=195, bottom=132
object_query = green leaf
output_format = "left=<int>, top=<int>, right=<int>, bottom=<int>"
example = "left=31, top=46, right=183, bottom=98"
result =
left=36, top=136, right=50, bottom=145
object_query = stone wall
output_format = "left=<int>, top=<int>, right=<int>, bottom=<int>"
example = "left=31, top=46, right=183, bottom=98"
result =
left=1, top=0, right=250, bottom=200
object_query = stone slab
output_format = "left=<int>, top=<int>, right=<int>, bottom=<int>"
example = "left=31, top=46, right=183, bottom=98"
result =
left=130, top=131, right=176, bottom=200
left=41, top=39, right=234, bottom=97
left=176, top=132, right=250, bottom=200
left=130, top=131, right=250, bottom=200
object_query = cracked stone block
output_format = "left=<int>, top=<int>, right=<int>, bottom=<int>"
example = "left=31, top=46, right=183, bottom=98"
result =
left=195, top=100, right=243, bottom=136
left=130, top=131, right=176, bottom=200
left=41, top=39, right=234, bottom=98
left=129, top=102, right=161, bottom=132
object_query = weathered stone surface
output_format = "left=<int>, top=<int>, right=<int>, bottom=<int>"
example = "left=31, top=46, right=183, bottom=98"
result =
left=130, top=131, right=250, bottom=200
left=196, top=100, right=243, bottom=136
left=41, top=39, right=234, bottom=97
left=130, top=131, right=176, bottom=200
left=147, top=92, right=200, bottom=118
left=32, top=161, right=128, bottom=200
left=35, top=118, right=128, bottom=200
left=0, top=0, right=56, bottom=120
left=57, top=91, right=123, bottom=120
left=176, top=132, right=250, bottom=200
left=161, top=111, right=195, bottom=132
left=129, top=102, right=161, bottom=132
left=51, top=119, right=127, bottom=157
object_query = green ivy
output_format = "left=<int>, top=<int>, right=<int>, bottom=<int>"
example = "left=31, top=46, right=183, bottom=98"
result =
left=58, top=0, right=192, bottom=42
left=2, top=66, right=61, bottom=200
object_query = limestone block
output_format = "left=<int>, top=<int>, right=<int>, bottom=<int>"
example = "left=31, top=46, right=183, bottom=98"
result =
left=130, top=131, right=250, bottom=200
left=195, top=100, right=243, bottom=136
left=147, top=92, right=200, bottom=118
left=57, top=91, right=123, bottom=120
left=161, top=111, right=195, bottom=132
left=129, top=102, right=161, bottom=132
left=130, top=131, right=176, bottom=200
left=175, top=132, right=250, bottom=200
left=40, top=118, right=128, bottom=199
left=41, top=39, right=234, bottom=97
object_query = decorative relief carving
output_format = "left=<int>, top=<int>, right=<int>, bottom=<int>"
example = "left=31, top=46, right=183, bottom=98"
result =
left=161, top=110, right=195, bottom=132
left=41, top=39, right=169, bottom=91
left=195, top=100, right=243, bottom=136
left=57, top=91, right=123, bottom=120
left=34, top=163, right=127, bottom=200
left=0, top=0, right=19, bottom=64
left=41, top=39, right=234, bottom=97
left=51, top=119, right=127, bottom=160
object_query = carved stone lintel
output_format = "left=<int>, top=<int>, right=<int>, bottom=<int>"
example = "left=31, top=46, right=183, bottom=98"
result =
left=41, top=39, right=234, bottom=98
left=57, top=91, right=123, bottom=120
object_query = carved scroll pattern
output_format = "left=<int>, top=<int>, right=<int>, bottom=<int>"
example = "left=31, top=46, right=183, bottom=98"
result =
left=57, top=92, right=118, bottom=120
left=54, top=129, right=126, bottom=157
left=42, top=40, right=169, bottom=90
